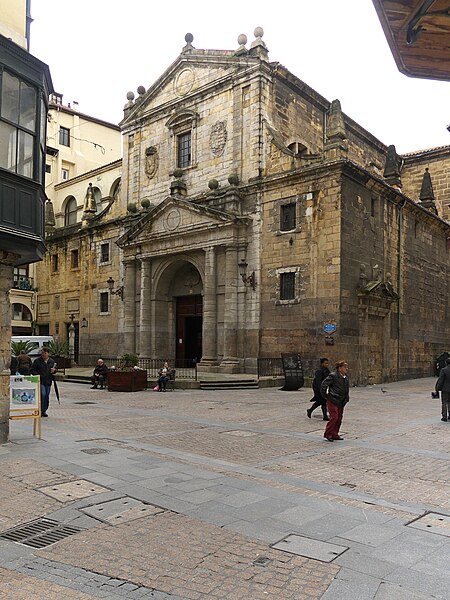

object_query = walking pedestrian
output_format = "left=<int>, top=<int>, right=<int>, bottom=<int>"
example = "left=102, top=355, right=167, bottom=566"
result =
left=435, top=357, right=450, bottom=421
left=320, top=360, right=349, bottom=442
left=307, top=358, right=330, bottom=420
left=31, top=347, right=57, bottom=417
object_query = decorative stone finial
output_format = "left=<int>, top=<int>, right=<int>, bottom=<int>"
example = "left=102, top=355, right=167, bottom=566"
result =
left=124, top=91, right=135, bottom=112
left=45, top=199, right=56, bottom=232
left=208, top=179, right=219, bottom=190
left=228, top=173, right=239, bottom=186
left=324, top=99, right=348, bottom=160
left=383, top=144, right=402, bottom=189
left=137, top=86, right=146, bottom=96
left=235, top=33, right=248, bottom=55
left=183, top=33, right=195, bottom=52
left=249, top=26, right=268, bottom=59
left=419, top=168, right=437, bottom=214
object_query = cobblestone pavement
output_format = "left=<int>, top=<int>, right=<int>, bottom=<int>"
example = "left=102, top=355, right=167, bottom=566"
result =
left=0, top=376, right=449, bottom=599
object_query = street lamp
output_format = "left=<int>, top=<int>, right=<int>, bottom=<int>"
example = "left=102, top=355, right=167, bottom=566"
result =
left=107, top=277, right=124, bottom=301
left=238, top=259, right=256, bottom=290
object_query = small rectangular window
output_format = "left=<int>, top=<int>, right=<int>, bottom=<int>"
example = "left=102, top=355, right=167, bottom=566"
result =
left=61, top=168, right=69, bottom=180
left=51, top=254, right=58, bottom=272
left=280, top=203, right=296, bottom=231
left=59, top=126, right=70, bottom=146
left=177, top=131, right=191, bottom=168
left=100, top=292, right=109, bottom=313
left=45, top=164, right=51, bottom=173
left=70, top=249, right=79, bottom=269
left=280, top=272, right=295, bottom=300
left=100, top=243, right=110, bottom=263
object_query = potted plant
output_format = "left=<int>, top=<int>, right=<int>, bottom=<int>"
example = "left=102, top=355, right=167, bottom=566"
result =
left=47, top=340, right=71, bottom=369
left=107, top=353, right=147, bottom=392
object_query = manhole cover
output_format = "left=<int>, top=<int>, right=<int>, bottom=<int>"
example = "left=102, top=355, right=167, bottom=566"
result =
left=253, top=556, right=272, bottom=567
left=222, top=430, right=258, bottom=437
left=81, top=498, right=164, bottom=524
left=272, top=534, right=348, bottom=562
left=0, top=518, right=83, bottom=548
left=80, top=448, right=109, bottom=455
left=73, top=402, right=97, bottom=405
left=407, top=513, right=450, bottom=537
left=39, top=480, right=110, bottom=502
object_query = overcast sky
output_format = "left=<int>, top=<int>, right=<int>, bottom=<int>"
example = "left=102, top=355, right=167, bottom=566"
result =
left=29, top=0, right=450, bottom=154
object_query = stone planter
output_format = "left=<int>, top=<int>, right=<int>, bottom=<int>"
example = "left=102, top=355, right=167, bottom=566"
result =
left=107, top=370, right=147, bottom=392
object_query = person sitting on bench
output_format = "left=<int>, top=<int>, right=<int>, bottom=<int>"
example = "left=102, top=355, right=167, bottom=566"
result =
left=158, top=361, right=171, bottom=392
left=91, top=358, right=109, bottom=389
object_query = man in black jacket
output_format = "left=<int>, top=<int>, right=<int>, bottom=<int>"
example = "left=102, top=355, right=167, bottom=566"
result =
left=91, top=358, right=109, bottom=389
left=435, top=357, right=450, bottom=421
left=31, top=348, right=56, bottom=417
left=320, top=360, right=349, bottom=442
left=307, top=358, right=330, bottom=420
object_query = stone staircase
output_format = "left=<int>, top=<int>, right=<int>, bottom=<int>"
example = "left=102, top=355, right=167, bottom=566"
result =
left=199, top=379, right=259, bottom=391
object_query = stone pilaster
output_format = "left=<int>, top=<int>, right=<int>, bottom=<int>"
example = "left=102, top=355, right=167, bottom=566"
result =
left=139, top=258, right=152, bottom=357
left=222, top=246, right=240, bottom=372
left=199, top=246, right=218, bottom=366
left=0, top=260, right=14, bottom=444
left=123, top=260, right=137, bottom=353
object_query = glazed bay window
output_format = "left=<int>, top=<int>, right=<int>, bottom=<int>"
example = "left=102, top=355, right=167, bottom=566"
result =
left=280, top=272, right=296, bottom=300
left=177, top=131, right=191, bottom=168
left=0, top=70, right=38, bottom=179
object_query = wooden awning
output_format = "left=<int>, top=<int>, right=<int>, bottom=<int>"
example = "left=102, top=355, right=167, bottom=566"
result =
left=373, top=0, right=450, bottom=80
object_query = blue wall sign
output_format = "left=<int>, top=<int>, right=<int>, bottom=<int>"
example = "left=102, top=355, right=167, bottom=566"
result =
left=324, top=322, right=337, bottom=334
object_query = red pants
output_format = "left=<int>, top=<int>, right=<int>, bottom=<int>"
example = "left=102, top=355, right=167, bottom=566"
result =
left=324, top=400, right=344, bottom=439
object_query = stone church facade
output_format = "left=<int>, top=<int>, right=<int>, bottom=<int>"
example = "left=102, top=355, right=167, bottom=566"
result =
left=37, top=30, right=450, bottom=384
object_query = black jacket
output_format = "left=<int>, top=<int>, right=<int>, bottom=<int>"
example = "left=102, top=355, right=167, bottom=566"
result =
left=31, top=356, right=56, bottom=386
left=93, top=364, right=109, bottom=378
left=436, top=365, right=450, bottom=392
left=312, top=366, right=330, bottom=401
left=320, top=371, right=350, bottom=408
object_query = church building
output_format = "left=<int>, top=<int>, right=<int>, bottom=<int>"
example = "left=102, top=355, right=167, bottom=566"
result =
left=37, top=29, right=450, bottom=384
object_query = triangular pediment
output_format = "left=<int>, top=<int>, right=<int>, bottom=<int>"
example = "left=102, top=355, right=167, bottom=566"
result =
left=121, top=51, right=259, bottom=126
left=117, top=196, right=246, bottom=248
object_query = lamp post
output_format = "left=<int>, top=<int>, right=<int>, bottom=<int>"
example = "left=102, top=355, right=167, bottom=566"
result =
left=238, top=259, right=256, bottom=290
left=107, top=277, right=124, bottom=301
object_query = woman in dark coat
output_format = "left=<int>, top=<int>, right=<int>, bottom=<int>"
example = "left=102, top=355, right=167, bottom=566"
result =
left=307, top=358, right=330, bottom=420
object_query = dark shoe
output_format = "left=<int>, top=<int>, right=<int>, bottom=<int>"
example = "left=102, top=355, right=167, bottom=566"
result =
left=42, top=413, right=48, bottom=417
left=323, top=416, right=330, bottom=421
left=441, top=417, right=448, bottom=422
left=325, top=437, right=334, bottom=442
left=334, top=436, right=344, bottom=440
left=306, top=409, right=312, bottom=419
left=91, top=386, right=97, bottom=389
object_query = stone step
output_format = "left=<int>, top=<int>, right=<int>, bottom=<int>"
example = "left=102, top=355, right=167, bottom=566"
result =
left=199, top=380, right=259, bottom=390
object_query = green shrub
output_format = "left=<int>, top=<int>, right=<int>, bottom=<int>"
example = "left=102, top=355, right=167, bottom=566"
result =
left=10, top=340, right=35, bottom=357
left=47, top=340, right=70, bottom=357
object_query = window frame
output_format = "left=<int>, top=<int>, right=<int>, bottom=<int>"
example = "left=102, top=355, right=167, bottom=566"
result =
left=280, top=202, right=297, bottom=231
left=70, top=248, right=79, bottom=270
left=177, top=131, right=192, bottom=168
left=275, top=267, right=301, bottom=305
left=64, top=197, right=78, bottom=226
left=59, top=126, right=70, bottom=147
left=99, top=291, right=110, bottom=315
left=51, top=254, right=59, bottom=273
left=99, top=242, right=111, bottom=265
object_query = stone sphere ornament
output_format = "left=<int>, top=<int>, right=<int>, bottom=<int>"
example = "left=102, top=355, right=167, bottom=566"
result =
left=126, top=91, right=135, bottom=101
left=228, top=173, right=239, bottom=186
left=141, top=199, right=150, bottom=208
left=208, top=179, right=219, bottom=190
left=173, top=168, right=184, bottom=179
left=137, top=86, right=146, bottom=95
left=254, top=26, right=264, bottom=38
left=237, top=34, right=247, bottom=46
left=185, top=33, right=194, bottom=44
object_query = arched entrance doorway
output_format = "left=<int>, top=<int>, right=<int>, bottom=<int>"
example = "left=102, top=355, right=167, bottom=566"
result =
left=176, top=294, right=202, bottom=365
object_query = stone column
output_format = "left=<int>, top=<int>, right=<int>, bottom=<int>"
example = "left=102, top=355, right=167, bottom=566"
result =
left=123, top=259, right=137, bottom=353
left=222, top=246, right=240, bottom=372
left=139, top=258, right=152, bottom=357
left=0, top=260, right=14, bottom=444
left=199, top=246, right=218, bottom=366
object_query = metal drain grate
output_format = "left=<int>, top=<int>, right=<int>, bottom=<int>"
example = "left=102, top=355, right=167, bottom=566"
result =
left=80, top=448, right=109, bottom=455
left=73, top=401, right=97, bottom=405
left=0, top=518, right=83, bottom=548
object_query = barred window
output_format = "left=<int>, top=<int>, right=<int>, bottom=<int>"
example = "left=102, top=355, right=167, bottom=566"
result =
left=177, top=132, right=191, bottom=168
left=280, top=272, right=295, bottom=300
left=280, top=202, right=296, bottom=231
left=100, top=292, right=109, bottom=313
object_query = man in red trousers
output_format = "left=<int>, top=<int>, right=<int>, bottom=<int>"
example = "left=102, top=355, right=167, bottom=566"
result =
left=320, top=361, right=349, bottom=442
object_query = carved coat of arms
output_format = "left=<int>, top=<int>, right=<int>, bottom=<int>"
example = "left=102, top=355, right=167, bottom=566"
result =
left=145, top=146, right=159, bottom=179
left=210, top=121, right=227, bottom=157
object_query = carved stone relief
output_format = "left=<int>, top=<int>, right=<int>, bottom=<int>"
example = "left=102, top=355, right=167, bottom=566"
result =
left=144, top=146, right=158, bottom=179
left=210, top=121, right=227, bottom=157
